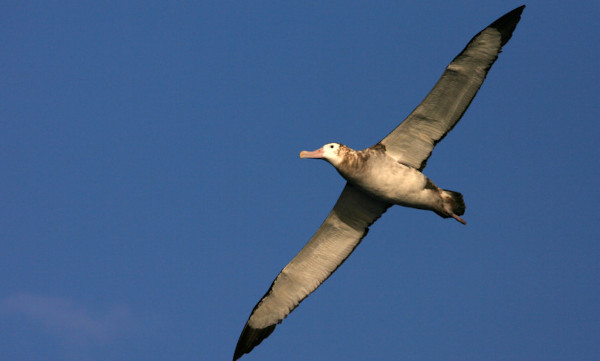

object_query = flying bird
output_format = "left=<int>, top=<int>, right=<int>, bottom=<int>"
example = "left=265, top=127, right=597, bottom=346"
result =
left=233, top=5, right=525, bottom=360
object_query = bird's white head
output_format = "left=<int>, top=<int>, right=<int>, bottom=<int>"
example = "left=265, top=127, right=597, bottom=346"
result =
left=299, top=143, right=346, bottom=167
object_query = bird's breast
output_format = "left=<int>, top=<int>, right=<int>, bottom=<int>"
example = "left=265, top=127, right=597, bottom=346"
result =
left=339, top=157, right=429, bottom=204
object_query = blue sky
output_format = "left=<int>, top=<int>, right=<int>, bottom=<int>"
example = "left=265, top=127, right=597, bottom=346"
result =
left=2, top=1, right=599, bottom=360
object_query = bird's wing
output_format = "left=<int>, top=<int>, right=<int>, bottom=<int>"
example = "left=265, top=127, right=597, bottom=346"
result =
left=379, top=5, right=524, bottom=171
left=233, top=183, right=390, bottom=360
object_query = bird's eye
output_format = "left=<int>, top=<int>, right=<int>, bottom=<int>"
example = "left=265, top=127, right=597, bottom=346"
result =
left=330, top=145, right=334, bottom=149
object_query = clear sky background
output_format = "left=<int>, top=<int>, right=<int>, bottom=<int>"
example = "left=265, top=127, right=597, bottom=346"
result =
left=2, top=1, right=599, bottom=360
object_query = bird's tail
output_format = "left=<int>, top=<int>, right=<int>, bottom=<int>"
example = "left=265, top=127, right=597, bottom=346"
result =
left=439, top=189, right=466, bottom=225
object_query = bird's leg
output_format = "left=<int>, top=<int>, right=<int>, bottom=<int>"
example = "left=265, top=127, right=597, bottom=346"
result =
left=452, top=214, right=467, bottom=225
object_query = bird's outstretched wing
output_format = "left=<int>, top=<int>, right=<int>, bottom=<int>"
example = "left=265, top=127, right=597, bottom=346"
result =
left=233, top=183, right=390, bottom=360
left=379, top=5, right=524, bottom=171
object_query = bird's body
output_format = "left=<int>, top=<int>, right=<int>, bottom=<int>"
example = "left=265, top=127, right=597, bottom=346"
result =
left=301, top=143, right=466, bottom=224
left=233, top=6, right=525, bottom=360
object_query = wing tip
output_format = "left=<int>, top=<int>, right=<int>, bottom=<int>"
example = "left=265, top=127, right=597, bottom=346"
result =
left=490, top=5, right=526, bottom=47
left=233, top=323, right=276, bottom=361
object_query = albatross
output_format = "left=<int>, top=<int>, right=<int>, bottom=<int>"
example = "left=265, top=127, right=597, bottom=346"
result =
left=233, top=5, right=525, bottom=360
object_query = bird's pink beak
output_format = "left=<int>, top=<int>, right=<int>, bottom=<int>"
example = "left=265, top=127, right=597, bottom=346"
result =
left=299, top=147, right=324, bottom=159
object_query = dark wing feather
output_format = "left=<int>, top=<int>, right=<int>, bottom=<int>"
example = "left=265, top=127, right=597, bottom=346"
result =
left=379, top=5, right=524, bottom=170
left=233, top=183, right=390, bottom=360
